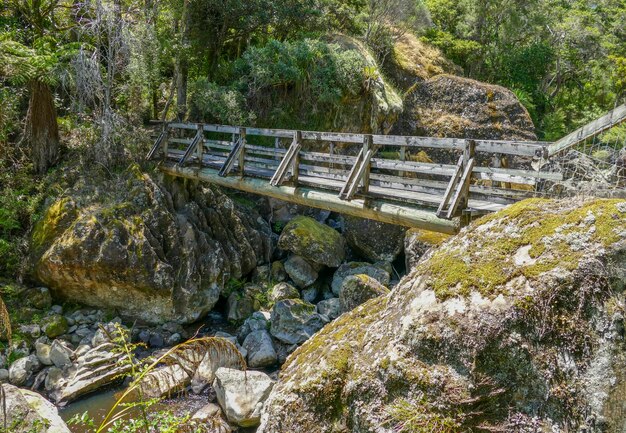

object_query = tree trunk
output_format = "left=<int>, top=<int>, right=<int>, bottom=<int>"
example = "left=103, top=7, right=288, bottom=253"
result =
left=175, top=0, right=190, bottom=121
left=24, top=80, right=59, bottom=174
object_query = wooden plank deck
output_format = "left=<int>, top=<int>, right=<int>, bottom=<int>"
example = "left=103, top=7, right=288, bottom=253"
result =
left=148, top=121, right=569, bottom=234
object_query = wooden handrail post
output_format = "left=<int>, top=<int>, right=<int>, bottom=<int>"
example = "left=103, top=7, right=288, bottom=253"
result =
left=196, top=123, right=204, bottom=165
left=162, top=123, right=169, bottom=159
left=459, top=139, right=476, bottom=210
left=292, top=130, right=301, bottom=185
left=362, top=134, right=373, bottom=193
left=239, top=127, right=247, bottom=177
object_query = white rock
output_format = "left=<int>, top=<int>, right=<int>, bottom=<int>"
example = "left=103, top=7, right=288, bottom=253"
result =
left=49, top=340, right=73, bottom=368
left=36, top=342, right=53, bottom=366
left=9, top=355, right=41, bottom=386
left=213, top=368, right=275, bottom=427
left=242, top=330, right=277, bottom=368
left=0, top=384, right=71, bottom=432
left=192, top=403, right=232, bottom=433
left=0, top=369, right=8, bottom=383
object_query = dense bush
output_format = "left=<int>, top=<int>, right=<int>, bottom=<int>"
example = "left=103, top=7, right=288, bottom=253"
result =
left=230, top=38, right=368, bottom=128
left=0, top=168, right=44, bottom=277
left=188, top=79, right=255, bottom=125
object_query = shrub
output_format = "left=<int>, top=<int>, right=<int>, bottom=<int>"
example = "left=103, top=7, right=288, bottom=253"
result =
left=188, top=79, right=255, bottom=125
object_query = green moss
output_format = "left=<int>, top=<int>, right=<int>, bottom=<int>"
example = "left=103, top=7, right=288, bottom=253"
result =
left=422, top=199, right=626, bottom=299
left=31, top=197, right=76, bottom=252
left=386, top=398, right=461, bottom=433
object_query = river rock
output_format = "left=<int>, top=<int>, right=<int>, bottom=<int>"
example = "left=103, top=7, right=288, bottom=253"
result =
left=50, top=343, right=132, bottom=404
left=9, top=355, right=41, bottom=386
left=19, top=324, right=41, bottom=339
left=270, top=261, right=288, bottom=282
left=268, top=282, right=300, bottom=302
left=237, top=312, right=270, bottom=342
left=214, top=367, right=275, bottom=427
left=243, top=330, right=277, bottom=368
left=30, top=171, right=272, bottom=324
left=138, top=364, right=190, bottom=399
left=227, top=284, right=263, bottom=322
left=49, top=340, right=73, bottom=368
left=258, top=199, right=626, bottom=432
left=41, top=314, right=69, bottom=338
left=270, top=299, right=326, bottom=345
left=35, top=342, right=53, bottom=366
left=343, top=216, right=405, bottom=262
left=0, top=369, right=9, bottom=383
left=192, top=403, right=232, bottom=433
left=284, top=256, right=319, bottom=288
left=301, top=286, right=319, bottom=304
left=331, top=262, right=390, bottom=296
left=339, top=274, right=390, bottom=313
left=0, top=384, right=71, bottom=433
left=25, top=287, right=52, bottom=310
left=91, top=322, right=127, bottom=346
left=316, top=298, right=341, bottom=320
left=278, top=216, right=345, bottom=267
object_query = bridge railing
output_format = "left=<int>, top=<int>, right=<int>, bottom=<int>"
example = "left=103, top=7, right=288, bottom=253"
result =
left=148, top=122, right=562, bottom=219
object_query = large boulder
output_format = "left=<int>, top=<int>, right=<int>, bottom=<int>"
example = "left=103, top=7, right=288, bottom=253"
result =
left=214, top=368, right=275, bottom=427
left=278, top=216, right=345, bottom=268
left=270, top=299, right=327, bottom=345
left=343, top=216, right=406, bottom=262
left=0, top=384, right=71, bottom=433
left=339, top=275, right=390, bottom=313
left=259, top=199, right=626, bottom=432
left=393, top=74, right=537, bottom=141
left=30, top=169, right=272, bottom=324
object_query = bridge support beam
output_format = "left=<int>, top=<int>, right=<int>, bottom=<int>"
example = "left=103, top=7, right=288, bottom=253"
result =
left=162, top=164, right=460, bottom=234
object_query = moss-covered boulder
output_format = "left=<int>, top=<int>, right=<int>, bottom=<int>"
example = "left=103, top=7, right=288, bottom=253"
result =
left=40, top=315, right=68, bottom=338
left=259, top=199, right=626, bottom=433
left=278, top=216, right=345, bottom=268
left=30, top=168, right=272, bottom=324
left=393, top=74, right=537, bottom=141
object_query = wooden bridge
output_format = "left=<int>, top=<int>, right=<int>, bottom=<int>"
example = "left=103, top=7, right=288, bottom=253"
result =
left=147, top=104, right=626, bottom=234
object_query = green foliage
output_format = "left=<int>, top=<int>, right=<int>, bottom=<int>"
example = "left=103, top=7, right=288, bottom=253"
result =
left=228, top=38, right=368, bottom=130
left=0, top=167, right=45, bottom=276
left=188, top=79, right=255, bottom=125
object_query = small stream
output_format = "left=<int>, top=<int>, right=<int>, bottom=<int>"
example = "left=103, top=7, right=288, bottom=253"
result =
left=57, top=311, right=239, bottom=433
left=58, top=386, right=211, bottom=433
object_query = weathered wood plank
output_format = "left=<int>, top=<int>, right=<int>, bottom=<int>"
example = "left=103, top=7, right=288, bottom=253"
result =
left=165, top=122, right=549, bottom=156
left=162, top=163, right=461, bottom=234
left=548, top=103, right=626, bottom=156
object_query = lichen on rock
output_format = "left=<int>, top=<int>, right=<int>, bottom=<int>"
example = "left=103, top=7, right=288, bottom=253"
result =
left=259, top=198, right=626, bottom=433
